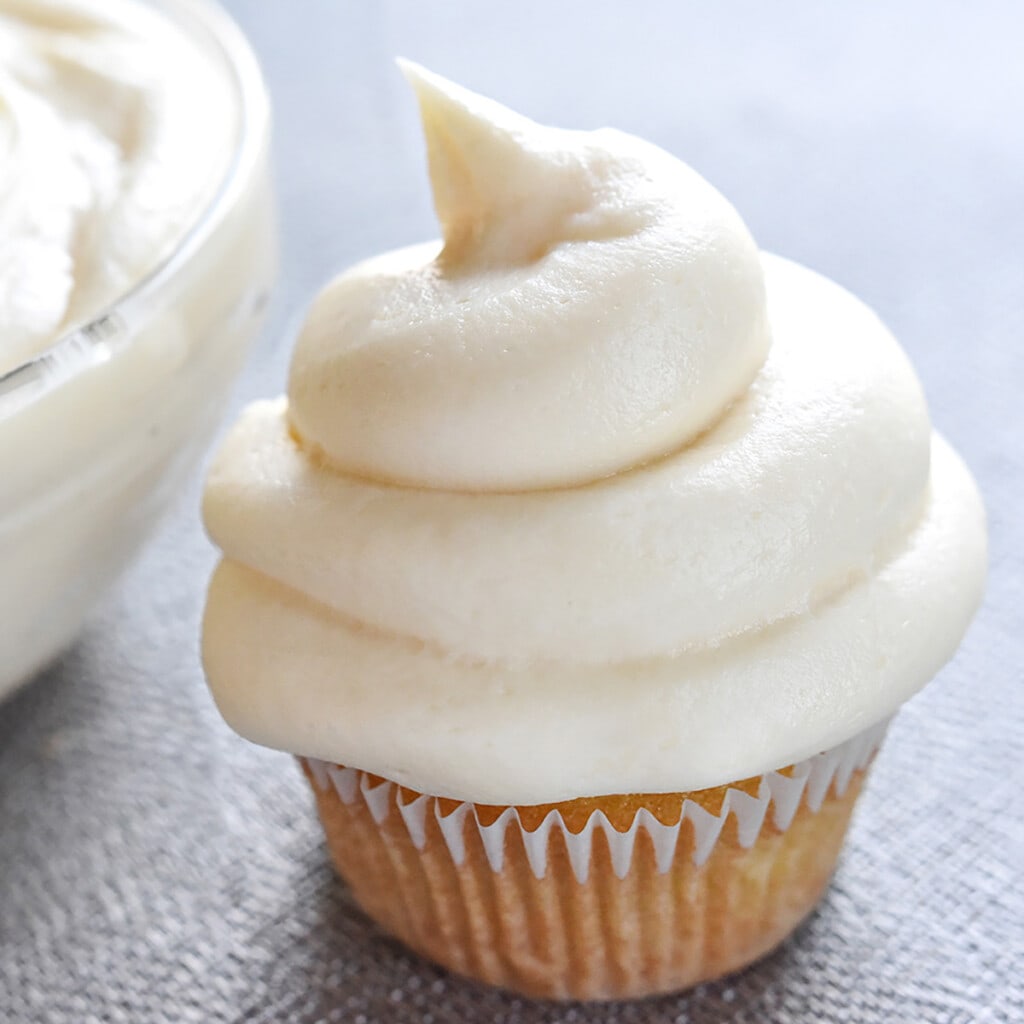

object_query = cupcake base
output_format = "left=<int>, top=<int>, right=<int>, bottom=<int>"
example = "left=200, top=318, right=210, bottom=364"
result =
left=301, top=727, right=883, bottom=1001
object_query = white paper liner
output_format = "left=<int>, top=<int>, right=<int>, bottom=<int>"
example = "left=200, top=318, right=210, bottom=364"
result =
left=304, top=719, right=888, bottom=884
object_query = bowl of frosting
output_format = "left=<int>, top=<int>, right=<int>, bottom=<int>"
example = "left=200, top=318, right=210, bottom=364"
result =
left=0, top=0, right=276, bottom=700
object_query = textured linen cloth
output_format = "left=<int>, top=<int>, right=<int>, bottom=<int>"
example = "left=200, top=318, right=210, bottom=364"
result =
left=1, top=2, right=1022, bottom=1021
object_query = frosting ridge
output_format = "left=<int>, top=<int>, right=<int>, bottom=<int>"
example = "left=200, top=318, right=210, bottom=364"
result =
left=206, top=257, right=932, bottom=664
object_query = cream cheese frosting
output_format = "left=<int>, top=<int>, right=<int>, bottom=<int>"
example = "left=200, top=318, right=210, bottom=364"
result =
left=202, top=64, right=987, bottom=804
left=0, top=0, right=233, bottom=375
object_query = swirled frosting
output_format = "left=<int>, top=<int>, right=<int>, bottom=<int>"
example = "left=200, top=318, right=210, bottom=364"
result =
left=0, top=0, right=233, bottom=375
left=202, top=65, right=986, bottom=804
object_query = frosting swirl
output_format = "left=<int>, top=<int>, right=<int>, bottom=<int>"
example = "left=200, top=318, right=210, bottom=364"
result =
left=288, top=63, right=770, bottom=492
left=202, top=66, right=986, bottom=804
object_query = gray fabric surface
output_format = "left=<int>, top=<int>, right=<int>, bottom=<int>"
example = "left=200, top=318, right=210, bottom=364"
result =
left=2, top=2, right=1022, bottom=1021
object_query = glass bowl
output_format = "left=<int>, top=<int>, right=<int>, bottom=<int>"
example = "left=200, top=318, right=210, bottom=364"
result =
left=0, top=0, right=277, bottom=700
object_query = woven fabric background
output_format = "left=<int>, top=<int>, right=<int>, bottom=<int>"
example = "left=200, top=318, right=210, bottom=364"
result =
left=2, top=2, right=1022, bottom=1021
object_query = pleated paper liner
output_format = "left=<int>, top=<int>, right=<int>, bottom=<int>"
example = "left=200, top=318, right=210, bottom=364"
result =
left=301, top=719, right=888, bottom=1001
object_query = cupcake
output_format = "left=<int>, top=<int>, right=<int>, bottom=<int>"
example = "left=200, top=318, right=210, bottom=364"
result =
left=201, top=64, right=987, bottom=1000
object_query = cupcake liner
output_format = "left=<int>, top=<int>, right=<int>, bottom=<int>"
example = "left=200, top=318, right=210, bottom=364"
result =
left=301, top=719, right=889, bottom=999
left=303, top=718, right=888, bottom=883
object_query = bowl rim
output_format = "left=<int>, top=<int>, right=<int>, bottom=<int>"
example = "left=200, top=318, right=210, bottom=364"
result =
left=0, top=0, right=271, bottom=414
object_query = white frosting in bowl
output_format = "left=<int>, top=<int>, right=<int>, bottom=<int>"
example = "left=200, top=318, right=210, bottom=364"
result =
left=0, top=0, right=274, bottom=703
left=202, top=65, right=987, bottom=804
left=0, top=0, right=233, bottom=375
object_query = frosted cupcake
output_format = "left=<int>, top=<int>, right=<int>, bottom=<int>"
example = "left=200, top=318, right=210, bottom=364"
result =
left=201, top=65, right=986, bottom=1000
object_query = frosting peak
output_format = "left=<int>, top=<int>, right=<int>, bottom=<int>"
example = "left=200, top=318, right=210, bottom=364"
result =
left=287, top=66, right=771, bottom=492
left=399, top=59, right=590, bottom=269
